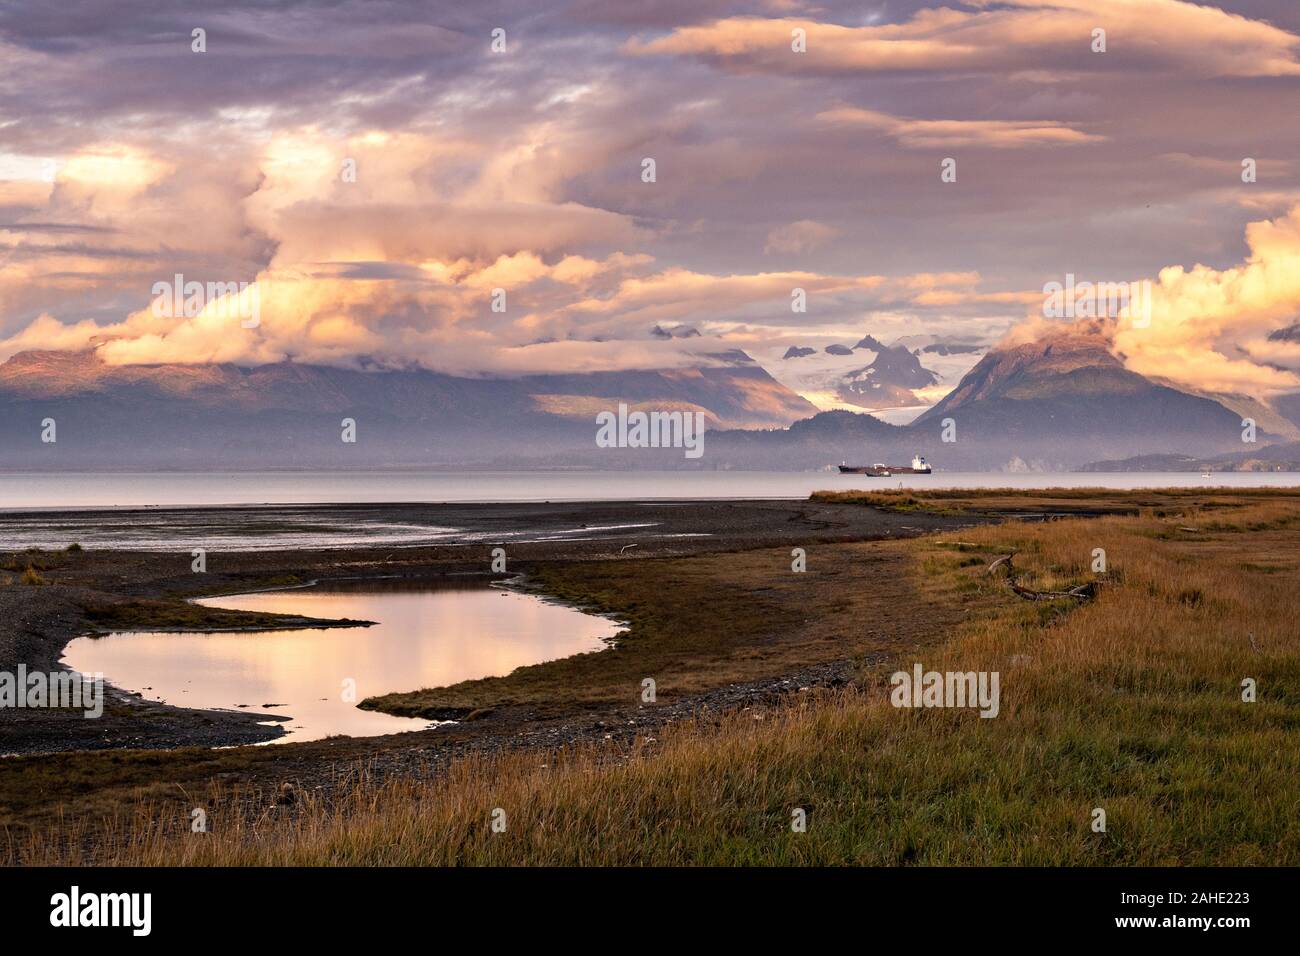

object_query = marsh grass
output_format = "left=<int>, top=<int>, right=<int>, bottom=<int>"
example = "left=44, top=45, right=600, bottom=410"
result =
left=362, top=538, right=979, bottom=716
left=81, top=599, right=367, bottom=632
left=813, top=485, right=1300, bottom=516
left=12, top=497, right=1300, bottom=865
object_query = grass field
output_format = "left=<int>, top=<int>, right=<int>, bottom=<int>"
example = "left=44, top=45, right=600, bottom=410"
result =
left=361, top=537, right=981, bottom=716
left=11, top=490, right=1298, bottom=865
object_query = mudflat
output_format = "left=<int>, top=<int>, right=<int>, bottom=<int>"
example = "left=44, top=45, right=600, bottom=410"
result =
left=5, top=488, right=1298, bottom=864
left=0, top=498, right=987, bottom=756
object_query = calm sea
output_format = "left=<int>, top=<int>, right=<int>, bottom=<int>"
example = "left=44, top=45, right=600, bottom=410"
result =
left=1, top=470, right=1297, bottom=510
left=1, top=470, right=1295, bottom=551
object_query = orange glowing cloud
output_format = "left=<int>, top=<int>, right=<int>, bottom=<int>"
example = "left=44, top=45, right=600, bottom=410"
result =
left=1112, top=204, right=1300, bottom=395
left=629, top=1, right=1300, bottom=78
left=817, top=107, right=1103, bottom=150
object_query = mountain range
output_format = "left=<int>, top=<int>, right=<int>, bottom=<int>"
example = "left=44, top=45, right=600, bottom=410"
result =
left=707, top=322, right=1295, bottom=470
left=837, top=343, right=941, bottom=409
left=1, top=320, right=1296, bottom=471
left=770, top=332, right=974, bottom=413
left=1078, top=442, right=1300, bottom=472
left=0, top=347, right=813, bottom=470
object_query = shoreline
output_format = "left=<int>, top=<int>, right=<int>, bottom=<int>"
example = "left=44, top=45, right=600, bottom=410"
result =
left=5, top=488, right=1298, bottom=863
left=3, top=473, right=1300, bottom=517
left=1, top=498, right=989, bottom=758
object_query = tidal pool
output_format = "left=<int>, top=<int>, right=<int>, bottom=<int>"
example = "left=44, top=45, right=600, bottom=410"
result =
left=62, top=580, right=620, bottom=743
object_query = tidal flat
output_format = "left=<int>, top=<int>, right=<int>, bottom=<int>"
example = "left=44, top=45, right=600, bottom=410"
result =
left=3, top=490, right=1298, bottom=864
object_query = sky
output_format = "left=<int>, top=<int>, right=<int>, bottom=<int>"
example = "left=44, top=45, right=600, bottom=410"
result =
left=1, top=0, right=1299, bottom=398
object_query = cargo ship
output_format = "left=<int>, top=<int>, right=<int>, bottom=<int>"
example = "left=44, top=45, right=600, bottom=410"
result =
left=838, top=454, right=932, bottom=476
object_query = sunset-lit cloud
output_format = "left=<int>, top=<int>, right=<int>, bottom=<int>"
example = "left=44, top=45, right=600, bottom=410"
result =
left=816, top=107, right=1103, bottom=150
left=629, top=2, right=1300, bottom=77
left=1, top=259, right=994, bottom=374
left=0, top=0, right=1297, bottom=399
left=58, top=145, right=171, bottom=197
left=1113, top=203, right=1300, bottom=395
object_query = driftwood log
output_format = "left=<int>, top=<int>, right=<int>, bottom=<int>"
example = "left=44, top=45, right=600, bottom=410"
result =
left=987, top=551, right=1098, bottom=602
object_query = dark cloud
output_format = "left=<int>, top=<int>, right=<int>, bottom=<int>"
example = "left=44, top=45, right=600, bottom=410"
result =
left=0, top=221, right=117, bottom=233
left=0, top=241, right=153, bottom=260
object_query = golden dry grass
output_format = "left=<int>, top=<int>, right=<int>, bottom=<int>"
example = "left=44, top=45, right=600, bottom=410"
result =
left=363, top=539, right=982, bottom=715
left=11, top=495, right=1300, bottom=865
left=813, top=484, right=1300, bottom=514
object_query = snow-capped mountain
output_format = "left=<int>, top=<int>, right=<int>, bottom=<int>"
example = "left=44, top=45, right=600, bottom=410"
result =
left=753, top=332, right=988, bottom=421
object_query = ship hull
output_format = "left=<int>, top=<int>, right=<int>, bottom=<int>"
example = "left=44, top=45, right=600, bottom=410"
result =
left=838, top=465, right=931, bottom=475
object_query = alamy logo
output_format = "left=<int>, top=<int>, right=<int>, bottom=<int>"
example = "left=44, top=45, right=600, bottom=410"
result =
left=890, top=663, right=1000, bottom=718
left=1043, top=273, right=1151, bottom=328
left=151, top=272, right=260, bottom=328
left=50, top=886, right=151, bottom=936
left=0, top=666, right=103, bottom=718
left=595, top=402, right=705, bottom=459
